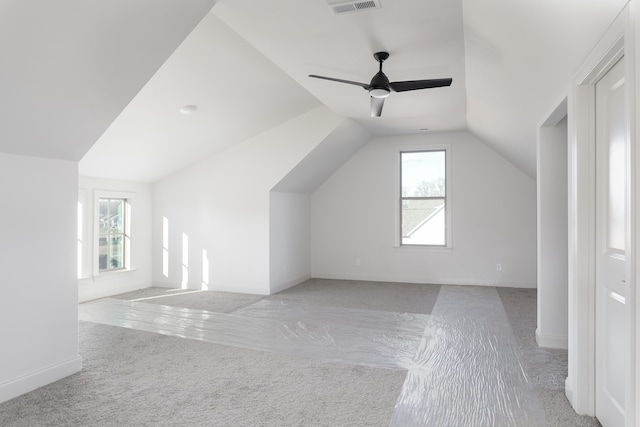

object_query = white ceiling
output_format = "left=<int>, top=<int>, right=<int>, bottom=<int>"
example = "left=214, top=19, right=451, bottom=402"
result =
left=80, top=13, right=320, bottom=182
left=75, top=0, right=628, bottom=182
left=214, top=0, right=468, bottom=135
left=462, top=0, right=628, bottom=177
left=0, top=0, right=215, bottom=162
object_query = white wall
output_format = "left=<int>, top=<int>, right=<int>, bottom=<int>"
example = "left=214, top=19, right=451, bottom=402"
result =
left=0, top=0, right=217, bottom=406
left=0, top=153, right=81, bottom=403
left=537, top=115, right=569, bottom=349
left=268, top=119, right=370, bottom=293
left=77, top=177, right=153, bottom=302
left=269, top=192, right=311, bottom=293
left=311, top=131, right=537, bottom=287
left=152, top=106, right=342, bottom=294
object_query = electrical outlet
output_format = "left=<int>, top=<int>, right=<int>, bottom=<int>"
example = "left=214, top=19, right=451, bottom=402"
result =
left=356, top=258, right=361, bottom=266
left=496, top=263, right=502, bottom=272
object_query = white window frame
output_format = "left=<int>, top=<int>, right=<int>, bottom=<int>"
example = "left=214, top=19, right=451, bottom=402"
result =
left=394, top=143, right=452, bottom=250
left=93, top=190, right=134, bottom=276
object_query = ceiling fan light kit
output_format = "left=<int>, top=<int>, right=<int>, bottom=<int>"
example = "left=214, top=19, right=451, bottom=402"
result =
left=309, top=51, right=452, bottom=117
left=370, top=88, right=390, bottom=98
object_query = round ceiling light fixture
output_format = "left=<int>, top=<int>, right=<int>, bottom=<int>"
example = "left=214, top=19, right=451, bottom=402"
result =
left=179, top=105, right=198, bottom=115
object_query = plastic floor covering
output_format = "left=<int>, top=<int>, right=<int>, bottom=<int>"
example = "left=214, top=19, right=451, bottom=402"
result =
left=79, top=286, right=546, bottom=426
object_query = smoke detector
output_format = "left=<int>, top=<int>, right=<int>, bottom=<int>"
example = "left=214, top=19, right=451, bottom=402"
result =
left=329, top=0, right=381, bottom=15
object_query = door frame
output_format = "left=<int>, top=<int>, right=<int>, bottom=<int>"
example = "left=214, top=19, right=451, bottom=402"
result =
left=566, top=4, right=637, bottom=423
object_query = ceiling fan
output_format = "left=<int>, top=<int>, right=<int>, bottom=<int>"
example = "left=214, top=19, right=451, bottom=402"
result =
left=309, top=52, right=452, bottom=117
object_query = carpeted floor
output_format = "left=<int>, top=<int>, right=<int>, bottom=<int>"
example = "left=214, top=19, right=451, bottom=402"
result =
left=0, top=279, right=600, bottom=426
left=497, top=288, right=600, bottom=427
left=109, top=278, right=442, bottom=314
left=49, top=323, right=406, bottom=426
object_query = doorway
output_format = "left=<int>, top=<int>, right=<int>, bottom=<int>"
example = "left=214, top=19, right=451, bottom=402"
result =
left=537, top=102, right=569, bottom=349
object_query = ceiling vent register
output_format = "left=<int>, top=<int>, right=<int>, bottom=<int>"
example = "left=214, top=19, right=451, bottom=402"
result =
left=330, top=0, right=381, bottom=15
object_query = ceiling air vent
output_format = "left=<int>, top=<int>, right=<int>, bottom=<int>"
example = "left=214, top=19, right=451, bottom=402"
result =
left=330, top=0, right=381, bottom=15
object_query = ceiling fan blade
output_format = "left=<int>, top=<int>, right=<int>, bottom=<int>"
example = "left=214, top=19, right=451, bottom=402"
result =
left=309, top=74, right=370, bottom=89
left=371, top=96, right=385, bottom=117
left=389, top=78, right=452, bottom=92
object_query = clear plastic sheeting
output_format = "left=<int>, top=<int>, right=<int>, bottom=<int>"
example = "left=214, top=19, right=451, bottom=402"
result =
left=394, top=284, right=548, bottom=427
left=79, top=294, right=546, bottom=426
left=79, top=299, right=429, bottom=370
left=390, top=316, right=546, bottom=426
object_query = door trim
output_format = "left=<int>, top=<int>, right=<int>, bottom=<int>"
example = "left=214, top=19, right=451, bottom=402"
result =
left=566, top=5, right=636, bottom=422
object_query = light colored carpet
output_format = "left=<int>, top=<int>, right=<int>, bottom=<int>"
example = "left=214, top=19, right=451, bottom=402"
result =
left=0, top=321, right=406, bottom=427
left=0, top=280, right=600, bottom=426
left=110, top=287, right=264, bottom=313
left=111, top=278, right=441, bottom=315
left=498, top=287, right=601, bottom=427
left=267, top=278, right=441, bottom=314
left=78, top=298, right=430, bottom=370
left=1, top=279, right=439, bottom=427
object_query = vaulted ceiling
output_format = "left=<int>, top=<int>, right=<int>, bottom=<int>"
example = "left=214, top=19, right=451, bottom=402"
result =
left=1, top=1, right=628, bottom=182
left=0, top=0, right=216, bottom=162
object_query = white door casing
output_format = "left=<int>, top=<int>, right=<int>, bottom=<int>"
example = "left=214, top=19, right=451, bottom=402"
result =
left=595, top=56, right=628, bottom=427
left=566, top=5, right=637, bottom=421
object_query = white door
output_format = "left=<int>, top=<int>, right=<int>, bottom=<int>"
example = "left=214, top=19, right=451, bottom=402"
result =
left=595, top=56, right=628, bottom=427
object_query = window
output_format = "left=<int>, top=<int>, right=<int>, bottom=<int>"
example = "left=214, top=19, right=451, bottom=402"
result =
left=399, top=150, right=447, bottom=246
left=98, top=198, right=128, bottom=271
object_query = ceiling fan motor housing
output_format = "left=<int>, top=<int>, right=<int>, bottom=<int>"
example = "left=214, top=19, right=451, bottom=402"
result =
left=369, top=52, right=391, bottom=98
left=369, top=72, right=390, bottom=98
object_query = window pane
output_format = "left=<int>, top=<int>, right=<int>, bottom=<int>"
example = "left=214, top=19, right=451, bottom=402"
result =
left=109, top=234, right=124, bottom=269
left=99, top=254, right=108, bottom=270
left=99, top=235, right=108, bottom=270
left=99, top=199, right=109, bottom=233
left=401, top=151, right=445, bottom=197
left=110, top=199, right=124, bottom=233
left=98, top=198, right=127, bottom=272
left=402, top=199, right=445, bottom=245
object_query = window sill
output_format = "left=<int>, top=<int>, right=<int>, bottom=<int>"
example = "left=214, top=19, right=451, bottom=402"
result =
left=79, top=268, right=138, bottom=283
left=393, top=245, right=453, bottom=254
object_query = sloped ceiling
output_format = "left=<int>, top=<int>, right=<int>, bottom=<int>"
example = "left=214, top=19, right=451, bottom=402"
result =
left=79, top=13, right=320, bottom=182
left=212, top=0, right=627, bottom=179
left=463, top=0, right=628, bottom=177
left=4, top=1, right=628, bottom=181
left=213, top=0, right=468, bottom=136
left=0, top=0, right=215, bottom=161
left=272, top=119, right=371, bottom=194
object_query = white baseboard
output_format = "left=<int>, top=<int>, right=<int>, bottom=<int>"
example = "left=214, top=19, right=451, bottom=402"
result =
left=0, top=355, right=82, bottom=404
left=535, top=328, right=568, bottom=349
left=79, top=281, right=151, bottom=303
left=565, top=377, right=575, bottom=409
left=210, top=284, right=270, bottom=295
left=152, top=281, right=270, bottom=295
left=270, top=275, right=311, bottom=295
left=311, top=272, right=536, bottom=288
